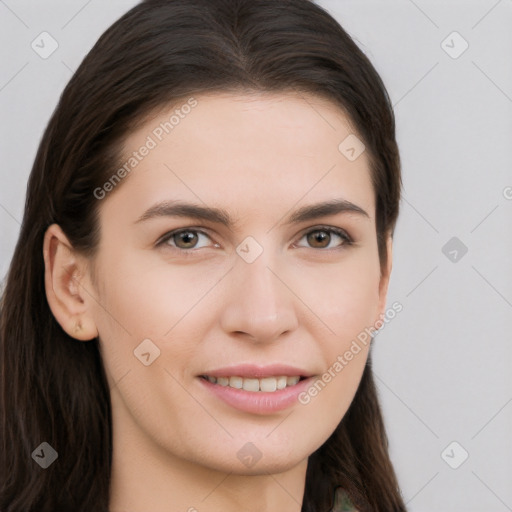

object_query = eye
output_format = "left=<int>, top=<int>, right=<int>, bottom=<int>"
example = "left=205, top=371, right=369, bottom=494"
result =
left=157, top=228, right=218, bottom=251
left=156, top=225, right=352, bottom=254
left=295, top=226, right=352, bottom=250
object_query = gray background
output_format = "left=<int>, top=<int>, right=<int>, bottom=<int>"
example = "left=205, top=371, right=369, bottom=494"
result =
left=1, top=1, right=511, bottom=510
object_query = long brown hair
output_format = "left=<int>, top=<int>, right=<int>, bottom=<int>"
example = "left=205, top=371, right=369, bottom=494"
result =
left=0, top=0, right=405, bottom=510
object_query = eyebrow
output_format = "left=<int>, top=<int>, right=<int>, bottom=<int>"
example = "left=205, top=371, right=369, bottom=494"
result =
left=134, top=198, right=369, bottom=227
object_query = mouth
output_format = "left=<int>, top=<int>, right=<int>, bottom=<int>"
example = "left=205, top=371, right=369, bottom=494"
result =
left=197, top=365, right=315, bottom=414
left=199, top=374, right=308, bottom=392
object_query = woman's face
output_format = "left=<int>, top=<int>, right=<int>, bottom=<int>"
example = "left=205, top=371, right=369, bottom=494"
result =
left=86, top=91, right=390, bottom=474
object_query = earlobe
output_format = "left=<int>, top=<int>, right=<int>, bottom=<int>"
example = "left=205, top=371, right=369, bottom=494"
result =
left=43, top=224, right=99, bottom=341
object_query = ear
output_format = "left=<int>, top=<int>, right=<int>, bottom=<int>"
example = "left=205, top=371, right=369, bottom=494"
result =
left=376, top=234, right=393, bottom=321
left=43, top=223, right=99, bottom=341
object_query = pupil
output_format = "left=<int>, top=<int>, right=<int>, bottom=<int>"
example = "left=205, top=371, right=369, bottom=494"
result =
left=179, top=232, right=196, bottom=247
left=309, top=231, right=328, bottom=247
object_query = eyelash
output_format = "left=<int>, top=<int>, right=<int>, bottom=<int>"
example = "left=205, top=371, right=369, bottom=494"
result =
left=156, top=225, right=353, bottom=255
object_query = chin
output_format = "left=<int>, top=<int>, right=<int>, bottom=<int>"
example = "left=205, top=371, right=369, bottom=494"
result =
left=210, top=453, right=308, bottom=476
left=190, top=435, right=317, bottom=476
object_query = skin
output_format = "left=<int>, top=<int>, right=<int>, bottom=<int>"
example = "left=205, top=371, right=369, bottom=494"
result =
left=43, top=91, right=392, bottom=512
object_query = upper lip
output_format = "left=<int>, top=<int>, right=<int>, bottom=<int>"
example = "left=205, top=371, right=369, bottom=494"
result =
left=199, top=364, right=314, bottom=379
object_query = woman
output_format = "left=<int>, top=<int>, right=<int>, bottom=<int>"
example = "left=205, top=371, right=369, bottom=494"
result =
left=0, top=0, right=406, bottom=510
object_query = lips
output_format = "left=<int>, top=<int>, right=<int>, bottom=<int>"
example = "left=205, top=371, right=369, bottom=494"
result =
left=197, top=364, right=315, bottom=414
left=199, top=363, right=313, bottom=380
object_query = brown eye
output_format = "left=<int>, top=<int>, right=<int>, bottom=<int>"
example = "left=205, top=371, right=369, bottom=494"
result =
left=159, top=229, right=214, bottom=251
left=173, top=230, right=199, bottom=249
left=307, top=230, right=330, bottom=248
left=297, top=227, right=352, bottom=250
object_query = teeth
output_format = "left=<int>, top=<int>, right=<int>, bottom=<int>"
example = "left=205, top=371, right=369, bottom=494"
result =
left=217, top=377, right=229, bottom=386
left=260, top=377, right=277, bottom=392
left=287, top=376, right=300, bottom=386
left=276, top=376, right=287, bottom=390
left=243, top=378, right=260, bottom=392
left=229, top=376, right=243, bottom=389
left=204, top=375, right=303, bottom=392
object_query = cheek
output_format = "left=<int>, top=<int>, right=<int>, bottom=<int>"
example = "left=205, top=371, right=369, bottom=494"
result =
left=297, top=342, right=370, bottom=444
left=292, top=252, right=380, bottom=420
left=296, top=251, right=382, bottom=339
left=90, top=250, right=221, bottom=388
left=295, top=275, right=377, bottom=432
left=93, top=250, right=204, bottom=334
left=89, top=253, right=171, bottom=387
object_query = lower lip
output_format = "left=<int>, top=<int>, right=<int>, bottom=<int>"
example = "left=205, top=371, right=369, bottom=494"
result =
left=198, top=376, right=314, bottom=414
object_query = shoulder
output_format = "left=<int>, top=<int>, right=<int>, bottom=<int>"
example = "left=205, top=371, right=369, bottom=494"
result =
left=331, top=486, right=359, bottom=512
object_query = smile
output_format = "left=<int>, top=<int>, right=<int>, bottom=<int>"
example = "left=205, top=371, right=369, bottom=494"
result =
left=200, top=375, right=304, bottom=392
left=198, top=365, right=315, bottom=414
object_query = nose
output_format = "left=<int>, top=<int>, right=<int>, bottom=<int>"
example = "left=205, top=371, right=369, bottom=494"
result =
left=219, top=245, right=299, bottom=344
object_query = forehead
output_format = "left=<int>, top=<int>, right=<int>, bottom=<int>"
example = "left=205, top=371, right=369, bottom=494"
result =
left=101, top=91, right=375, bottom=225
